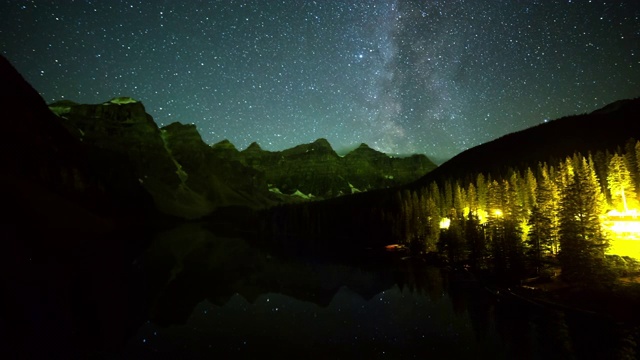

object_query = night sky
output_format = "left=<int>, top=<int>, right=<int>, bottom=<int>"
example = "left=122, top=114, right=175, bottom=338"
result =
left=1, top=1, right=639, bottom=162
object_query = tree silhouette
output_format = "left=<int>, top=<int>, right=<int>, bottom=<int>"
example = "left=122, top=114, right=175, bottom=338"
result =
left=608, top=153, right=636, bottom=212
left=558, top=158, right=609, bottom=282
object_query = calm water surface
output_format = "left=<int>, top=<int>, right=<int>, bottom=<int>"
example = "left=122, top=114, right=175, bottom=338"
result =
left=118, top=223, right=629, bottom=359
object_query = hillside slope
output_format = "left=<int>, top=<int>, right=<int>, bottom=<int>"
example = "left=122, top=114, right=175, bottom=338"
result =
left=414, top=98, right=640, bottom=186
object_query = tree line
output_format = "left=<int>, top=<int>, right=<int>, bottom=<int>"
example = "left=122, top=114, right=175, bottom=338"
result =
left=395, top=138, right=640, bottom=282
left=262, top=138, right=640, bottom=283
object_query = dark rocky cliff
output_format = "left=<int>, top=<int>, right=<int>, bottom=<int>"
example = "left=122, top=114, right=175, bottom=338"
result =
left=0, top=57, right=154, bottom=233
left=343, top=143, right=435, bottom=191
left=49, top=96, right=436, bottom=217
left=160, top=122, right=277, bottom=209
left=45, top=98, right=436, bottom=216
left=50, top=98, right=214, bottom=218
left=2, top=53, right=436, bottom=220
left=232, top=138, right=437, bottom=198
left=239, top=138, right=350, bottom=197
left=50, top=101, right=282, bottom=218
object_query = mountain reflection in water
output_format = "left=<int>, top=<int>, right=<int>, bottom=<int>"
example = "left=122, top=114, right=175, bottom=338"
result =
left=119, top=223, right=626, bottom=358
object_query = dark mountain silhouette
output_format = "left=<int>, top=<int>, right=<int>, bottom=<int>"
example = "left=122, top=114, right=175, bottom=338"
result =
left=413, top=98, right=640, bottom=186
left=47, top=95, right=434, bottom=218
left=235, top=138, right=436, bottom=198
left=161, top=122, right=277, bottom=211
left=261, top=96, right=640, bottom=250
left=0, top=51, right=433, bottom=220
left=1, top=55, right=157, bottom=359
left=4, top=49, right=637, bottom=228
left=49, top=98, right=251, bottom=219
left=0, top=55, right=155, bottom=234
left=49, top=95, right=435, bottom=218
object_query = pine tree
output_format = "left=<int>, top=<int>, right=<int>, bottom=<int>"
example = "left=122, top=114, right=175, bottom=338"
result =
left=524, top=167, right=538, bottom=214
left=487, top=179, right=502, bottom=219
left=476, top=173, right=488, bottom=213
left=402, top=190, right=415, bottom=246
left=608, top=153, right=637, bottom=212
left=533, top=162, right=560, bottom=255
left=556, top=157, right=575, bottom=192
left=424, top=194, right=441, bottom=252
left=593, top=150, right=611, bottom=203
left=467, top=182, right=478, bottom=213
left=527, top=205, right=553, bottom=274
left=624, top=138, right=639, bottom=193
left=444, top=181, right=454, bottom=215
left=438, top=208, right=465, bottom=263
left=465, top=211, right=487, bottom=269
left=506, top=172, right=525, bottom=223
left=410, top=191, right=423, bottom=250
left=453, top=182, right=465, bottom=214
left=429, top=181, right=442, bottom=215
left=635, top=140, right=640, bottom=191
left=558, top=157, right=609, bottom=282
left=587, top=155, right=607, bottom=214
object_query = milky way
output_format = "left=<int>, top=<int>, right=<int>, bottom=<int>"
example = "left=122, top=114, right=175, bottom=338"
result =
left=1, top=0, right=639, bottom=162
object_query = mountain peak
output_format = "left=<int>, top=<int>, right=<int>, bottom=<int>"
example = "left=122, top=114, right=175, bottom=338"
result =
left=105, top=96, right=139, bottom=105
left=312, top=138, right=332, bottom=148
left=590, top=98, right=638, bottom=115
left=245, top=142, right=263, bottom=151
left=162, top=122, right=197, bottom=132
left=345, top=143, right=383, bottom=158
left=212, top=139, right=238, bottom=151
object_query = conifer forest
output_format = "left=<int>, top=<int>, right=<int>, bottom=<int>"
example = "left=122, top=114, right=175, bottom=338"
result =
left=268, top=139, right=640, bottom=284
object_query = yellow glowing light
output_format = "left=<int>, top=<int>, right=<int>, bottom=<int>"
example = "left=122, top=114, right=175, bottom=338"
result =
left=493, top=209, right=503, bottom=217
left=609, top=220, right=640, bottom=235
left=604, top=208, right=640, bottom=259
left=440, top=217, right=451, bottom=229
left=605, top=209, right=640, bottom=238
left=607, top=240, right=640, bottom=260
left=477, top=209, right=489, bottom=224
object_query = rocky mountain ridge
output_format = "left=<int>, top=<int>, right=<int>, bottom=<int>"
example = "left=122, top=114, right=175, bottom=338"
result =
left=47, top=98, right=435, bottom=218
left=49, top=99, right=278, bottom=219
left=225, top=138, right=436, bottom=198
left=1, top=56, right=156, bottom=237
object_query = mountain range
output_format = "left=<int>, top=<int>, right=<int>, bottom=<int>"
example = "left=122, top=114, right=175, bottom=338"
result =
left=50, top=99, right=434, bottom=217
left=1, top=55, right=435, bottom=227
left=4, top=53, right=640, bottom=357
left=3, top=50, right=640, bottom=236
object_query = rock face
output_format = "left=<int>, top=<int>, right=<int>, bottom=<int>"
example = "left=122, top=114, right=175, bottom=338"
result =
left=50, top=95, right=436, bottom=212
left=0, top=55, right=154, bottom=232
left=343, top=143, right=436, bottom=191
left=1, top=58, right=158, bottom=360
left=50, top=98, right=210, bottom=218
left=50, top=102, right=278, bottom=218
left=239, top=138, right=349, bottom=197
left=3, top=52, right=435, bottom=219
left=160, top=123, right=276, bottom=209
left=222, top=138, right=437, bottom=198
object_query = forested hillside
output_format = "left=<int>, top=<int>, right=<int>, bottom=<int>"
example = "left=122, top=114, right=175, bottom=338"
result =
left=263, top=100, right=640, bottom=284
left=395, top=139, right=640, bottom=282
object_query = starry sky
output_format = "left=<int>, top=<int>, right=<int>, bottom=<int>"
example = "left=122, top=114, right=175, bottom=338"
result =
left=1, top=1, right=639, bottom=162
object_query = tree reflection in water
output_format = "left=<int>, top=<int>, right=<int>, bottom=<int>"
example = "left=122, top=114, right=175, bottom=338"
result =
left=123, top=223, right=635, bottom=358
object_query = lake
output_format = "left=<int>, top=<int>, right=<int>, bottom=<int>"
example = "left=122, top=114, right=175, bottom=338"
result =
left=5, top=223, right=634, bottom=358
left=118, top=223, right=631, bottom=359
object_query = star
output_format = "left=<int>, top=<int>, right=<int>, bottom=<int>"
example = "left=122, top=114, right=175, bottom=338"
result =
left=0, top=0, right=638, bottom=163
